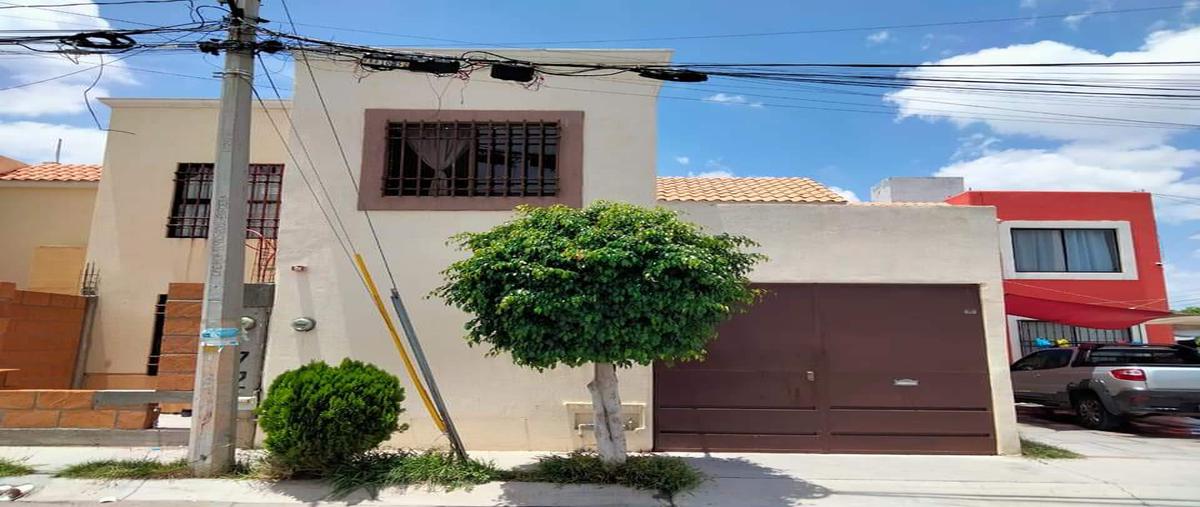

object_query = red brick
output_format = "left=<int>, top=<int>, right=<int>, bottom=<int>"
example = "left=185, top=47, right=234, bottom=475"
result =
left=156, top=374, right=195, bottom=391
left=167, top=283, right=204, bottom=301
left=165, top=301, right=202, bottom=319
left=115, top=408, right=156, bottom=429
left=36, top=390, right=94, bottom=409
left=0, top=391, right=36, bottom=409
left=162, top=318, right=200, bottom=336
left=156, top=354, right=196, bottom=374
left=0, top=409, right=59, bottom=428
left=19, top=291, right=50, bottom=306
left=59, top=409, right=116, bottom=428
left=160, top=335, right=197, bottom=354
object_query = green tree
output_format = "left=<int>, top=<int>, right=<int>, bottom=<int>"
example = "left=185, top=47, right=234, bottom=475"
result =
left=435, top=202, right=764, bottom=464
left=1177, top=306, right=1200, bottom=315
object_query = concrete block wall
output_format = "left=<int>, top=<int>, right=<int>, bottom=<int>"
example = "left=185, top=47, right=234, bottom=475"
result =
left=0, top=389, right=157, bottom=429
left=157, top=282, right=201, bottom=412
left=0, top=282, right=85, bottom=388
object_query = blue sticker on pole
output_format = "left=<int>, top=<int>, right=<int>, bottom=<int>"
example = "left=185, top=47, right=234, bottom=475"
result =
left=200, top=327, right=241, bottom=347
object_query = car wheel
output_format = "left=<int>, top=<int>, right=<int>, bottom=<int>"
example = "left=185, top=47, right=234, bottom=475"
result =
left=1075, top=392, right=1123, bottom=430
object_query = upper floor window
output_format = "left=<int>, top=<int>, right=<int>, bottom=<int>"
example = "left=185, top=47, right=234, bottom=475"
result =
left=1011, top=228, right=1120, bottom=273
left=359, top=110, right=583, bottom=211
left=167, top=163, right=283, bottom=239
left=1000, top=220, right=1138, bottom=280
left=385, top=122, right=559, bottom=198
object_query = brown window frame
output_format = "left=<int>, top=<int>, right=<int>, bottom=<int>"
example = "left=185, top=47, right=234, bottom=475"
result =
left=166, top=162, right=284, bottom=239
left=359, top=109, right=584, bottom=211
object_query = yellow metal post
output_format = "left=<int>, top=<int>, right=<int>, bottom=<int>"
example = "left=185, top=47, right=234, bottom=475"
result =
left=353, top=253, right=447, bottom=433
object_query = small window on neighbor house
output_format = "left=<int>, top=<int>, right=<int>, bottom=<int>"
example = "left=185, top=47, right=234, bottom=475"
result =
left=383, top=121, right=559, bottom=197
left=1011, top=228, right=1120, bottom=273
left=166, top=163, right=284, bottom=239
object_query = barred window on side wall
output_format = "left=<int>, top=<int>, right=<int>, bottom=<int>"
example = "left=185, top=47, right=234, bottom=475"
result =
left=166, top=163, right=284, bottom=239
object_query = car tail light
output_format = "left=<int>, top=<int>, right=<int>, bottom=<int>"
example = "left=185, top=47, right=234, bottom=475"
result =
left=1110, top=368, right=1146, bottom=381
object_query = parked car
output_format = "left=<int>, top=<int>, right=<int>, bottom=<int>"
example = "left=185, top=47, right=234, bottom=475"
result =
left=1011, top=344, right=1200, bottom=430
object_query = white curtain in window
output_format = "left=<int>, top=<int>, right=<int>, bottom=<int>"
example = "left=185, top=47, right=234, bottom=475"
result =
left=1064, top=229, right=1119, bottom=272
left=407, top=138, right=471, bottom=194
left=1012, top=229, right=1066, bottom=271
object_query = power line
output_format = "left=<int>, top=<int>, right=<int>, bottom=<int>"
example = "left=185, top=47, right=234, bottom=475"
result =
left=255, top=53, right=357, bottom=271
left=273, top=3, right=1187, bottom=46
left=0, top=0, right=187, bottom=9
left=277, top=0, right=401, bottom=291
left=248, top=84, right=362, bottom=284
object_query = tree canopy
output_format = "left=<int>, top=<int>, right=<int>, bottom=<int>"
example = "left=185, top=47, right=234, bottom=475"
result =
left=434, top=202, right=764, bottom=370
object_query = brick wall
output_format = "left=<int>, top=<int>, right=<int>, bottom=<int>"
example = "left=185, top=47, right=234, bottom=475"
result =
left=157, top=283, right=201, bottom=412
left=0, top=282, right=85, bottom=388
left=0, top=390, right=157, bottom=429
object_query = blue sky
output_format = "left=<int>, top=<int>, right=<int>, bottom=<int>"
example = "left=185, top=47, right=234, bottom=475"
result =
left=2, top=0, right=1198, bottom=307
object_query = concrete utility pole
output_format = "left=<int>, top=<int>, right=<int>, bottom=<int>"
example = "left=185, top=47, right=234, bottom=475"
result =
left=189, top=0, right=258, bottom=476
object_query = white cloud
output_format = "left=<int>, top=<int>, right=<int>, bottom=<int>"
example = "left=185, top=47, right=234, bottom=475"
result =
left=0, top=81, right=111, bottom=117
left=1164, top=264, right=1200, bottom=308
left=1020, top=0, right=1038, bottom=8
left=674, top=156, right=690, bottom=165
left=702, top=93, right=764, bottom=108
left=1184, top=0, right=1200, bottom=16
left=0, top=121, right=107, bottom=163
left=935, top=143, right=1200, bottom=223
left=0, top=1, right=132, bottom=163
left=952, top=133, right=1002, bottom=160
left=1063, top=13, right=1091, bottom=29
left=705, top=158, right=733, bottom=172
left=827, top=186, right=861, bottom=202
left=885, top=27, right=1200, bottom=145
left=686, top=170, right=734, bottom=178
left=866, top=30, right=892, bottom=45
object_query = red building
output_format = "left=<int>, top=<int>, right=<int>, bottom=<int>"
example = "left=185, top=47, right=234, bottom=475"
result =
left=946, top=191, right=1172, bottom=359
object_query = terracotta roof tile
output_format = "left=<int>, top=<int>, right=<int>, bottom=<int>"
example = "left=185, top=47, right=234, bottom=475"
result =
left=0, top=163, right=102, bottom=182
left=656, top=177, right=846, bottom=203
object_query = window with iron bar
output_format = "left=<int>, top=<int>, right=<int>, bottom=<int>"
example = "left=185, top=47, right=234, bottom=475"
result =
left=383, top=121, right=560, bottom=198
left=166, top=163, right=284, bottom=239
left=1016, top=320, right=1132, bottom=357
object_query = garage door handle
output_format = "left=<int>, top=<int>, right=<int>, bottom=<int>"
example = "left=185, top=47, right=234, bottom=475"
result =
left=806, top=371, right=815, bottom=382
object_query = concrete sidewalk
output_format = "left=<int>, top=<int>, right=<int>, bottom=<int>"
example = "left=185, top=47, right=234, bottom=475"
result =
left=2, top=423, right=1198, bottom=506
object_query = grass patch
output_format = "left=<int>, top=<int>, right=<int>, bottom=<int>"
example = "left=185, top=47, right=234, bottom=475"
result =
left=1021, top=439, right=1083, bottom=459
left=509, top=451, right=704, bottom=498
left=56, top=459, right=191, bottom=480
left=0, top=457, right=35, bottom=476
left=328, top=450, right=502, bottom=499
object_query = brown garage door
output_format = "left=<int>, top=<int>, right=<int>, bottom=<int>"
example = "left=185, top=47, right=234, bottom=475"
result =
left=654, top=284, right=996, bottom=454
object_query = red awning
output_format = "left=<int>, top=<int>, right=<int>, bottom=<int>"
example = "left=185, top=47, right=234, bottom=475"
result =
left=1005, top=293, right=1171, bottom=329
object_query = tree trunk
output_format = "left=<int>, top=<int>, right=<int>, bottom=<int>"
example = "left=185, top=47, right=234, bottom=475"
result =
left=587, top=362, right=628, bottom=465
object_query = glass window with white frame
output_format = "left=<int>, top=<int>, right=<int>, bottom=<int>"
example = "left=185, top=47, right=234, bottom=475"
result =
left=1011, top=228, right=1121, bottom=273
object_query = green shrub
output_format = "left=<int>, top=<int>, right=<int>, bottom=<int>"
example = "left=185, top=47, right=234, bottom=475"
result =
left=513, top=451, right=704, bottom=497
left=257, top=359, right=406, bottom=472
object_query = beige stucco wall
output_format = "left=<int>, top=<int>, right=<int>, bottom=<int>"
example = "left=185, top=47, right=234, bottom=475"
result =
left=665, top=202, right=1021, bottom=455
left=84, top=99, right=291, bottom=387
left=264, top=50, right=671, bottom=451
left=0, top=183, right=95, bottom=289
